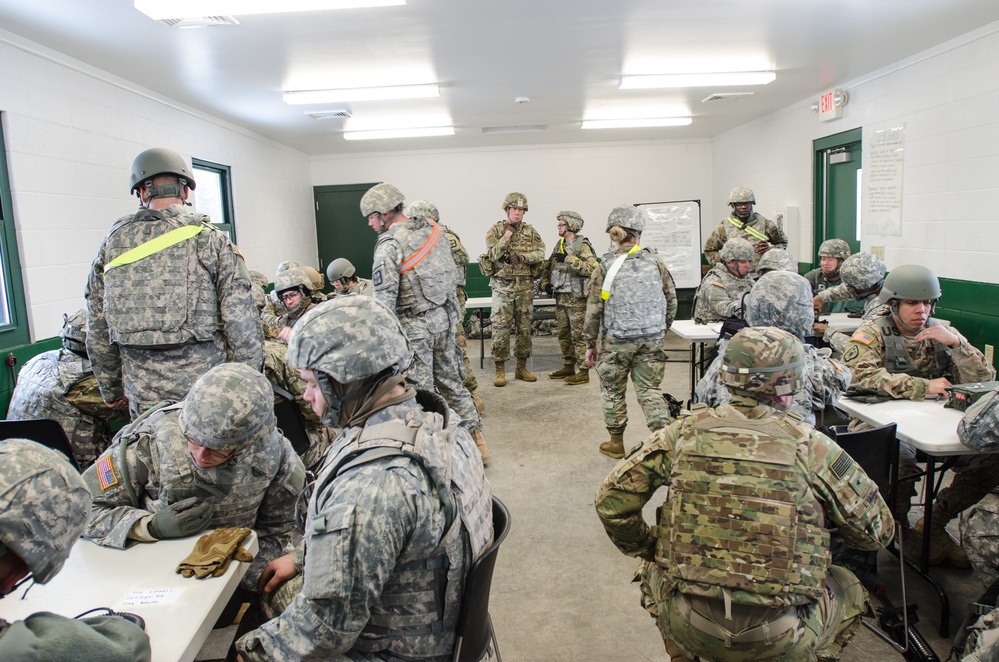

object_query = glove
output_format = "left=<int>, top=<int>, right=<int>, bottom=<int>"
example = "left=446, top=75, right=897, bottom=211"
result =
left=148, top=497, right=214, bottom=539
left=176, top=527, right=254, bottom=579
left=553, top=252, right=567, bottom=263
left=507, top=253, right=525, bottom=265
left=544, top=284, right=554, bottom=298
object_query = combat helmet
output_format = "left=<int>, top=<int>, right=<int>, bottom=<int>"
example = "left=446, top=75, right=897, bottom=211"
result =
left=557, top=210, right=584, bottom=232
left=818, top=239, right=851, bottom=260
left=721, top=327, right=805, bottom=398
left=757, top=248, right=796, bottom=275
left=301, top=266, right=325, bottom=292
left=179, top=363, right=276, bottom=452
left=840, top=252, right=886, bottom=295
left=502, top=192, right=528, bottom=211
left=606, top=205, right=646, bottom=234
left=274, top=266, right=313, bottom=295
left=727, top=187, right=755, bottom=204
left=745, top=272, right=814, bottom=339
left=360, top=183, right=405, bottom=218
left=0, top=438, right=91, bottom=584
left=326, top=258, right=356, bottom=284
left=129, top=147, right=196, bottom=196
left=61, top=308, right=88, bottom=356
left=249, top=270, right=270, bottom=290
left=878, top=264, right=942, bottom=305
left=720, top=237, right=755, bottom=263
left=407, top=200, right=440, bottom=222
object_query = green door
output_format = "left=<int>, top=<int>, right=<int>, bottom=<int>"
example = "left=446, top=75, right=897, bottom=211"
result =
left=314, top=183, right=379, bottom=294
left=813, top=128, right=862, bottom=264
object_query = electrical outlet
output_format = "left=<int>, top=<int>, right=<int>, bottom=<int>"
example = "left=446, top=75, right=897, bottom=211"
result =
left=870, top=245, right=885, bottom=260
left=987, top=344, right=995, bottom=365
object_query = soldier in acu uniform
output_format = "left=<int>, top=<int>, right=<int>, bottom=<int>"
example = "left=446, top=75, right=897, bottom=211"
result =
left=583, top=205, right=677, bottom=459
left=596, top=327, right=894, bottom=662
left=7, top=309, right=128, bottom=469
left=812, top=252, right=887, bottom=354
left=272, top=265, right=325, bottom=342
left=86, top=147, right=263, bottom=418
left=703, top=186, right=788, bottom=274
left=692, top=237, right=755, bottom=324
left=805, top=239, right=852, bottom=313
left=236, top=296, right=493, bottom=662
left=326, top=257, right=374, bottom=296
left=755, top=247, right=797, bottom=275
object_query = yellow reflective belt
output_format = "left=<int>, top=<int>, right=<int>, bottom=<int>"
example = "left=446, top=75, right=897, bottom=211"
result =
left=725, top=216, right=768, bottom=242
left=103, top=224, right=209, bottom=276
left=600, top=245, right=641, bottom=301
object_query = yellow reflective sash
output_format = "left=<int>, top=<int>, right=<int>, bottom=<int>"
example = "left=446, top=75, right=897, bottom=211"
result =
left=725, top=216, right=768, bottom=242
left=103, top=224, right=209, bottom=276
left=600, top=245, right=641, bottom=301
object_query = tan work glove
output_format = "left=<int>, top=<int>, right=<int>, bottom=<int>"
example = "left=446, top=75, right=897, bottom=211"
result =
left=176, top=527, right=254, bottom=579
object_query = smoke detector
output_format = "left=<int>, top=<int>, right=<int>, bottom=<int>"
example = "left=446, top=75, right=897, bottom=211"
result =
left=306, top=110, right=353, bottom=120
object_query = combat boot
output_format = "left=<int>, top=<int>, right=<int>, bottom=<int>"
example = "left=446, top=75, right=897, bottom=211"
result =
left=493, top=361, right=506, bottom=387
left=472, top=429, right=491, bottom=467
left=599, top=430, right=626, bottom=459
left=549, top=362, right=576, bottom=379
left=914, top=508, right=971, bottom=568
left=471, top=389, right=485, bottom=413
left=515, top=357, right=537, bottom=382
left=665, top=640, right=693, bottom=662
left=564, top=368, right=589, bottom=385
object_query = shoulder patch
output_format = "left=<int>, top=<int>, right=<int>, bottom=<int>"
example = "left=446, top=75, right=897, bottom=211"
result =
left=372, top=269, right=383, bottom=287
left=850, top=331, right=875, bottom=345
left=842, top=345, right=861, bottom=363
left=830, top=450, right=854, bottom=478
left=96, top=455, right=119, bottom=490
left=710, top=280, right=725, bottom=288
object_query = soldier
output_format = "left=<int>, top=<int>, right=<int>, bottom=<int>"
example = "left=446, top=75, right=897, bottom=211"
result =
left=362, top=184, right=490, bottom=465
left=692, top=237, right=755, bottom=324
left=583, top=206, right=677, bottom=459
left=0, top=439, right=151, bottom=661
left=596, top=327, right=894, bottom=662
left=81, top=363, right=305, bottom=591
left=235, top=296, right=492, bottom=661
left=325, top=257, right=374, bottom=296
left=86, top=147, right=263, bottom=418
left=805, top=239, right=852, bottom=313
left=696, top=271, right=850, bottom=425
left=272, top=266, right=323, bottom=342
left=756, top=247, right=797, bottom=275
left=542, top=210, right=598, bottom=385
left=812, top=252, right=887, bottom=354
left=299, top=265, right=327, bottom=295
left=7, top=309, right=128, bottom=469
left=483, top=192, right=546, bottom=387
left=843, top=264, right=997, bottom=566
left=703, top=186, right=788, bottom=273
left=958, top=390, right=999, bottom=586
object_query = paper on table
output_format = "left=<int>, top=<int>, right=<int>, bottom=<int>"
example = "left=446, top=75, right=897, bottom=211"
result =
left=118, top=587, right=185, bottom=608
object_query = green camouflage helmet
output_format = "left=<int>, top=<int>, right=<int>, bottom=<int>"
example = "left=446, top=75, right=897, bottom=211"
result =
left=757, top=248, right=797, bottom=274
left=721, top=326, right=805, bottom=398
left=502, top=192, right=528, bottom=211
left=360, top=183, right=405, bottom=217
left=129, top=147, right=196, bottom=194
left=745, top=272, right=814, bottom=339
left=557, top=210, right=584, bottom=232
left=179, top=363, right=276, bottom=451
left=301, top=266, right=325, bottom=291
left=60, top=308, right=88, bottom=355
left=818, top=238, right=851, bottom=259
left=720, top=237, right=755, bottom=262
left=840, top=252, right=886, bottom=292
left=606, top=205, right=646, bottom=234
left=407, top=200, right=440, bottom=222
left=878, top=264, right=942, bottom=304
left=0, top=438, right=91, bottom=584
left=274, top=266, right=313, bottom=294
left=728, top=186, right=755, bottom=204
left=326, top=257, right=356, bottom=283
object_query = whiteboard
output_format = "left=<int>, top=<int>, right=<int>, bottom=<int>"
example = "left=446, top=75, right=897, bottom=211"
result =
left=635, top=200, right=702, bottom=289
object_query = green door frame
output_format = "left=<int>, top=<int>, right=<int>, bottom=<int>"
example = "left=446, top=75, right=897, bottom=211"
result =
left=0, top=119, right=31, bottom=350
left=812, top=127, right=863, bottom=270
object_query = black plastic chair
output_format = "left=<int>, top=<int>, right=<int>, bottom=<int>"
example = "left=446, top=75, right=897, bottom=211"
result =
left=0, top=418, right=80, bottom=471
left=271, top=382, right=312, bottom=457
left=453, top=496, right=511, bottom=662
left=832, top=423, right=899, bottom=505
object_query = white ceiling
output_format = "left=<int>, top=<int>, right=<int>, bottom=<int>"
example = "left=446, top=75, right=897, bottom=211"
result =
left=2, top=0, right=998, bottom=156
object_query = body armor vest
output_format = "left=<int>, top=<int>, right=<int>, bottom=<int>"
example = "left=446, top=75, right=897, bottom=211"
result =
left=876, top=315, right=950, bottom=378
left=383, top=218, right=455, bottom=315
left=662, top=406, right=830, bottom=605
left=312, top=392, right=492, bottom=658
left=601, top=248, right=667, bottom=340
left=489, top=221, right=538, bottom=279
left=102, top=207, right=221, bottom=347
left=550, top=235, right=592, bottom=299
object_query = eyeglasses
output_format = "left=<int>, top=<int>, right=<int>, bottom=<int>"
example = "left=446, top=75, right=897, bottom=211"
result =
left=557, top=222, right=568, bottom=228
left=279, top=291, right=302, bottom=303
left=295, top=470, right=317, bottom=530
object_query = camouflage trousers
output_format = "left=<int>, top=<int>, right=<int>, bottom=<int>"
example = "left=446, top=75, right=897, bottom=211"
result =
left=554, top=293, right=587, bottom=369
left=594, top=336, right=670, bottom=433
left=120, top=339, right=228, bottom=418
left=896, top=441, right=999, bottom=520
left=639, top=561, right=868, bottom=661
left=962, top=493, right=999, bottom=587
left=490, top=279, right=534, bottom=361
left=456, top=287, right=478, bottom=391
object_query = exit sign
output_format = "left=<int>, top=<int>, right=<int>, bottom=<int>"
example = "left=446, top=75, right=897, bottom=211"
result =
left=819, top=89, right=844, bottom=122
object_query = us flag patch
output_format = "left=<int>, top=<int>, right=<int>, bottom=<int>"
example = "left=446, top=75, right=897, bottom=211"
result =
left=851, top=331, right=875, bottom=345
left=96, top=455, right=119, bottom=490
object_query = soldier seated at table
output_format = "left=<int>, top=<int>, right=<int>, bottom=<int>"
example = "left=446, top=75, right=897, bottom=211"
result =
left=812, top=252, right=887, bottom=355
left=842, top=264, right=998, bottom=567
left=692, top=238, right=755, bottom=324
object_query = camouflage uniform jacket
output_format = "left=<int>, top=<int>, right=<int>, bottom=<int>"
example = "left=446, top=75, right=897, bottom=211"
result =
left=595, top=396, right=894, bottom=607
left=373, top=215, right=457, bottom=316
left=85, top=204, right=263, bottom=403
left=702, top=212, right=788, bottom=268
left=692, top=263, right=754, bottom=324
left=821, top=291, right=887, bottom=355
left=842, top=312, right=995, bottom=401
left=0, top=612, right=150, bottom=662
left=695, top=339, right=851, bottom=426
left=583, top=245, right=677, bottom=348
left=443, top=224, right=469, bottom=288
left=543, top=234, right=598, bottom=299
left=804, top=268, right=842, bottom=295
left=484, top=221, right=546, bottom=280
left=344, top=278, right=374, bottom=296
left=82, top=404, right=305, bottom=587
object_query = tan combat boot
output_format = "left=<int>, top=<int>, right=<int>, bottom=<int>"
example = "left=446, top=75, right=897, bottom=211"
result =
left=493, top=361, right=506, bottom=387
left=914, top=509, right=971, bottom=568
left=549, top=361, right=576, bottom=379
left=515, top=357, right=537, bottom=382
left=665, top=640, right=694, bottom=662
left=564, top=367, right=589, bottom=385
left=471, top=389, right=485, bottom=413
left=472, top=429, right=491, bottom=466
left=599, top=430, right=626, bottom=458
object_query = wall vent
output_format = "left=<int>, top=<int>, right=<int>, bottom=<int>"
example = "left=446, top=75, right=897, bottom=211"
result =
left=701, top=92, right=754, bottom=103
left=161, top=16, right=239, bottom=28
left=306, top=110, right=353, bottom=120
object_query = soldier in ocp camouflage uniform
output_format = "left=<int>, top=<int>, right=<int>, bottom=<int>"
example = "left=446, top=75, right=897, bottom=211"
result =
left=703, top=186, right=788, bottom=274
left=805, top=239, right=852, bottom=313
left=326, top=257, right=374, bottom=296
left=484, top=192, right=546, bottom=386
left=692, top=237, right=755, bottom=323
left=236, top=296, right=493, bottom=661
left=7, top=309, right=129, bottom=469
left=812, top=252, right=887, bottom=354
left=363, top=184, right=490, bottom=465
left=596, top=327, right=894, bottom=662
left=584, top=206, right=677, bottom=459
left=86, top=147, right=263, bottom=418
left=542, top=210, right=598, bottom=385
left=81, top=363, right=305, bottom=592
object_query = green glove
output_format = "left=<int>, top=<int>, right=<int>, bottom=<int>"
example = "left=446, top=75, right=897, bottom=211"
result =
left=176, top=527, right=254, bottom=579
left=148, top=497, right=214, bottom=539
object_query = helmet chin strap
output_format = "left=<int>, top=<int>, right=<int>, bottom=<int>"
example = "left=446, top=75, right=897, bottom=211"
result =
left=890, top=301, right=928, bottom=335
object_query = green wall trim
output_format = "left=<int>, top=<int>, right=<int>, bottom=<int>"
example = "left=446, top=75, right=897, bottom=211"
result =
left=936, top=277, right=999, bottom=367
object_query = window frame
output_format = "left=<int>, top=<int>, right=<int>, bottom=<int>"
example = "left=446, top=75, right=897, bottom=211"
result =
left=0, top=118, right=30, bottom=349
left=192, top=158, right=236, bottom=243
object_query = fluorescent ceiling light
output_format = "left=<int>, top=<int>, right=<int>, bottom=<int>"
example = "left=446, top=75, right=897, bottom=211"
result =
left=283, top=84, right=439, bottom=105
left=135, top=0, right=404, bottom=21
left=580, top=117, right=692, bottom=130
left=620, top=71, right=776, bottom=89
left=343, top=126, right=455, bottom=140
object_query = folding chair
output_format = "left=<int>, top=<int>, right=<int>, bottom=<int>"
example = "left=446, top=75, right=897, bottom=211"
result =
left=0, top=418, right=80, bottom=471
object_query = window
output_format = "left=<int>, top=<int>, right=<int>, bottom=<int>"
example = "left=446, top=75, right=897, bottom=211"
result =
left=0, top=120, right=29, bottom=348
left=192, top=159, right=236, bottom=242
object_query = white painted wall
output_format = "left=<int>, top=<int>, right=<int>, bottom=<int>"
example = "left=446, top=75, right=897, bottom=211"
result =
left=0, top=29, right=316, bottom=342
